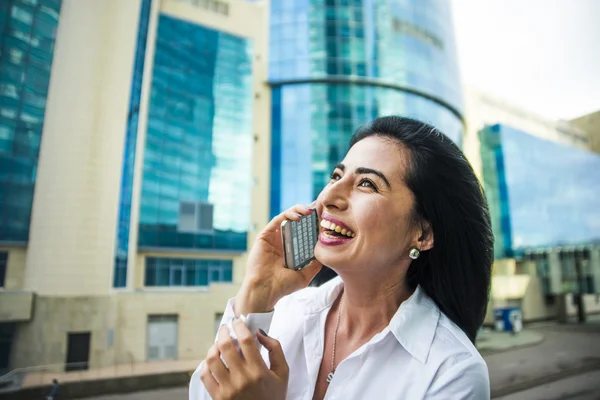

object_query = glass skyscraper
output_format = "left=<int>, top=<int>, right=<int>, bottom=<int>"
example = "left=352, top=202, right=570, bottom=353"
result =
left=138, top=15, right=254, bottom=252
left=0, top=0, right=270, bottom=374
left=0, top=0, right=61, bottom=242
left=269, top=0, right=464, bottom=214
left=113, top=1, right=256, bottom=287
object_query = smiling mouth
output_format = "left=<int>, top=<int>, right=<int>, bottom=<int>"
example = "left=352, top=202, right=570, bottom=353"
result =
left=320, top=219, right=355, bottom=238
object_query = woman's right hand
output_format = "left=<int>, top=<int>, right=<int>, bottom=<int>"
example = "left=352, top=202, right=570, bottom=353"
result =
left=234, top=204, right=323, bottom=316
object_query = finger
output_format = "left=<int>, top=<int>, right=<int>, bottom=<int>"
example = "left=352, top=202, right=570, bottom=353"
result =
left=283, top=204, right=314, bottom=220
left=217, top=324, right=244, bottom=371
left=232, top=319, right=265, bottom=367
left=205, top=344, right=229, bottom=384
left=200, top=361, right=220, bottom=396
left=265, top=204, right=315, bottom=231
left=257, top=330, right=289, bottom=380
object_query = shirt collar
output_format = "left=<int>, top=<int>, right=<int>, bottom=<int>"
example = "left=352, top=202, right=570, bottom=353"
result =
left=388, top=285, right=440, bottom=364
left=306, top=276, right=440, bottom=364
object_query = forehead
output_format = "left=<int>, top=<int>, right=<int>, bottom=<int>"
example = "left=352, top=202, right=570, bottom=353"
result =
left=343, top=136, right=409, bottom=180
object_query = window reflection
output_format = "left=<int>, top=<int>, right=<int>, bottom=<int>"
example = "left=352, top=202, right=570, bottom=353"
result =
left=145, top=257, right=233, bottom=286
left=269, top=0, right=462, bottom=113
left=481, top=124, right=600, bottom=257
left=0, top=0, right=61, bottom=242
left=139, top=15, right=254, bottom=251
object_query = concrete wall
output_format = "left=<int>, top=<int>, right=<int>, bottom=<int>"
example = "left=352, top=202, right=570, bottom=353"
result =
left=24, top=0, right=140, bottom=296
left=10, top=296, right=118, bottom=369
left=0, top=292, right=34, bottom=322
left=115, top=285, right=237, bottom=365
left=9, top=284, right=239, bottom=370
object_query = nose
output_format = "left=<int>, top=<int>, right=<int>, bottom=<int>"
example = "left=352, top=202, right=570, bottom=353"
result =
left=317, top=178, right=350, bottom=212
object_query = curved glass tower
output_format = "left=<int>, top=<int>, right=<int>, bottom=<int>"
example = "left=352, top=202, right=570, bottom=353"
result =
left=270, top=0, right=464, bottom=214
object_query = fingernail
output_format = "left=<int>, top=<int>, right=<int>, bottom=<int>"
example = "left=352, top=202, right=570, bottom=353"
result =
left=258, top=329, right=269, bottom=337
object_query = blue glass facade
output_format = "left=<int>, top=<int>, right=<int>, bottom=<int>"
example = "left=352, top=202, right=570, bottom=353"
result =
left=138, top=15, right=253, bottom=251
left=113, top=0, right=152, bottom=288
left=480, top=124, right=600, bottom=258
left=0, top=0, right=61, bottom=242
left=269, top=0, right=464, bottom=214
left=145, top=257, right=233, bottom=287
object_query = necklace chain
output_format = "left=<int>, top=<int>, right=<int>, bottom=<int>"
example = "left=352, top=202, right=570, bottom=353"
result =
left=326, top=294, right=343, bottom=384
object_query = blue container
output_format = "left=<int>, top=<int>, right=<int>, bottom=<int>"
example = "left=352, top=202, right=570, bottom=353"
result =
left=494, top=307, right=522, bottom=332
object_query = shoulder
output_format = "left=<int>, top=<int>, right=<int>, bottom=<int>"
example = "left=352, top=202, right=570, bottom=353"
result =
left=432, top=312, right=482, bottom=364
left=425, top=313, right=489, bottom=398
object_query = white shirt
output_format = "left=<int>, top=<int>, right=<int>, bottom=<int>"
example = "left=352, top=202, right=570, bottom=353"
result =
left=190, top=277, right=490, bottom=399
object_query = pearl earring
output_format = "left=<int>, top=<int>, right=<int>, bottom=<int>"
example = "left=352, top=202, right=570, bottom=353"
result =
left=409, top=248, right=420, bottom=260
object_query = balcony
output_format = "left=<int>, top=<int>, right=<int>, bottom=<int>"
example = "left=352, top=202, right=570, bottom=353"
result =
left=0, top=291, right=34, bottom=322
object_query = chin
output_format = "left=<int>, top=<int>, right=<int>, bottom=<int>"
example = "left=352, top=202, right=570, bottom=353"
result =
left=314, top=245, right=349, bottom=270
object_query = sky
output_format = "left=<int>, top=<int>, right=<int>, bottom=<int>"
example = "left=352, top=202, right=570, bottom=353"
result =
left=451, top=0, right=600, bottom=120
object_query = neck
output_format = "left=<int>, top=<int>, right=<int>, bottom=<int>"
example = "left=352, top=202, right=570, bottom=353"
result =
left=335, top=265, right=414, bottom=341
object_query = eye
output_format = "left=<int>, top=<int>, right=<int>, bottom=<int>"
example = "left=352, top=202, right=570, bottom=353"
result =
left=359, top=179, right=377, bottom=191
left=330, top=171, right=342, bottom=181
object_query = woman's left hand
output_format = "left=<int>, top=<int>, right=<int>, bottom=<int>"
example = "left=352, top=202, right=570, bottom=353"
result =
left=200, top=320, right=289, bottom=400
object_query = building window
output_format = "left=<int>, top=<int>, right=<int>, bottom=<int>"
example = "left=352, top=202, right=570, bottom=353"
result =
left=0, top=252, right=7, bottom=287
left=145, top=257, right=233, bottom=287
left=138, top=15, right=253, bottom=251
left=113, top=0, right=152, bottom=287
left=0, top=0, right=62, bottom=242
left=65, top=332, right=91, bottom=371
left=0, top=323, right=15, bottom=371
left=147, top=315, right=178, bottom=361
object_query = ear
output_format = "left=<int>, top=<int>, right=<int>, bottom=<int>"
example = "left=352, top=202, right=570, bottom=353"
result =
left=416, top=221, right=434, bottom=252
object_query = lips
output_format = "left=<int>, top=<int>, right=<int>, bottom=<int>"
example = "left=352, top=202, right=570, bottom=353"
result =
left=318, top=214, right=356, bottom=245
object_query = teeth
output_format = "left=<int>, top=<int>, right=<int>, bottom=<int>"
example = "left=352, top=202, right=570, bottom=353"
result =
left=320, top=219, right=355, bottom=238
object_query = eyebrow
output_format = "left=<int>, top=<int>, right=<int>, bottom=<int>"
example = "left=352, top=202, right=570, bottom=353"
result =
left=334, top=163, right=392, bottom=189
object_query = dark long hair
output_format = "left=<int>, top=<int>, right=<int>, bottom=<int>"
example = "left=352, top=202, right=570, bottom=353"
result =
left=312, top=116, right=493, bottom=343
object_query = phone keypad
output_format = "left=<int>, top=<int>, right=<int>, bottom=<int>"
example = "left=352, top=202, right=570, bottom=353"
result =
left=290, top=212, right=318, bottom=268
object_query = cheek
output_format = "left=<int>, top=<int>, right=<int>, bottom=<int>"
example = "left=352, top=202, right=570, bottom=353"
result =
left=358, top=203, right=412, bottom=245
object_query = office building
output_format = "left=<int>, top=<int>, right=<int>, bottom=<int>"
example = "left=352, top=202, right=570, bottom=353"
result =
left=462, top=87, right=589, bottom=179
left=269, top=0, right=465, bottom=213
left=480, top=124, right=600, bottom=322
left=0, top=0, right=269, bottom=373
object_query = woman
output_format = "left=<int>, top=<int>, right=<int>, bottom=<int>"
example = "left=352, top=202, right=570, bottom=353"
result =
left=190, top=116, right=493, bottom=399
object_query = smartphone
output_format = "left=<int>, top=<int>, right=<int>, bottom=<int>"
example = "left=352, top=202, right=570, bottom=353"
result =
left=281, top=211, right=319, bottom=271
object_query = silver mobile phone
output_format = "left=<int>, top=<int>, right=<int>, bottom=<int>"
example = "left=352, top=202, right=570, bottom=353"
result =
left=281, top=212, right=319, bottom=271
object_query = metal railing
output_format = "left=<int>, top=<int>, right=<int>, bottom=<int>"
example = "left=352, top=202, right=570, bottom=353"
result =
left=0, top=359, right=197, bottom=392
left=0, top=362, right=87, bottom=390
